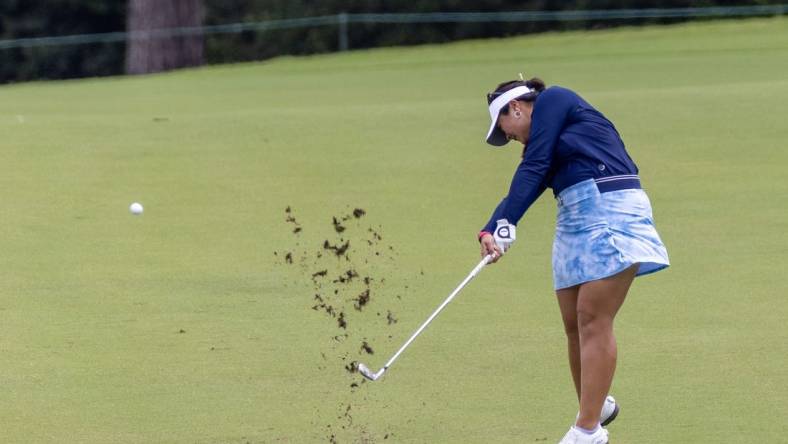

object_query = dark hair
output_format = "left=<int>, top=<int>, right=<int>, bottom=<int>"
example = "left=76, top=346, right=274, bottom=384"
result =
left=489, top=77, right=546, bottom=115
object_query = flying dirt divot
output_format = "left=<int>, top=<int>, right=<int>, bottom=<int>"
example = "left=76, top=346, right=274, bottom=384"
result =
left=276, top=206, right=416, bottom=442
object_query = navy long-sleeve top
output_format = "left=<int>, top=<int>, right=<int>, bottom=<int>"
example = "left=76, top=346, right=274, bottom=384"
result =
left=482, top=86, right=639, bottom=234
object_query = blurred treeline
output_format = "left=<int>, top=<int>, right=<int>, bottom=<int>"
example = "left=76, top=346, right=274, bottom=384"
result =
left=0, top=0, right=782, bottom=83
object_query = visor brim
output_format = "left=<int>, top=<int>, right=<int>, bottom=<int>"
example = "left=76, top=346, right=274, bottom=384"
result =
left=485, top=118, right=509, bottom=146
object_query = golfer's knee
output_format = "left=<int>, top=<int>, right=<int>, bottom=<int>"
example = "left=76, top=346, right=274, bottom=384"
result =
left=577, top=308, right=610, bottom=337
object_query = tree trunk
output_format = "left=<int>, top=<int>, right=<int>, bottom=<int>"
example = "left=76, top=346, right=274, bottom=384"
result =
left=126, top=0, right=204, bottom=75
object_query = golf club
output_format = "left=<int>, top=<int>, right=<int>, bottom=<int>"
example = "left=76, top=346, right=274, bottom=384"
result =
left=357, top=253, right=493, bottom=381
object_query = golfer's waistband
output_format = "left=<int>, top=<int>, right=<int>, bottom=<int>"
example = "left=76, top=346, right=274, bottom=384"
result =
left=594, top=175, right=641, bottom=193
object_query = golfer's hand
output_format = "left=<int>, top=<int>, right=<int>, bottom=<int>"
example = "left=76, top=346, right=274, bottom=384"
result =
left=493, top=219, right=516, bottom=253
left=480, top=233, right=503, bottom=263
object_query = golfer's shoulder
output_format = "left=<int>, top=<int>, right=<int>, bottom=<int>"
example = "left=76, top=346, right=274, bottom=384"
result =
left=538, top=85, right=580, bottom=104
left=534, top=86, right=581, bottom=118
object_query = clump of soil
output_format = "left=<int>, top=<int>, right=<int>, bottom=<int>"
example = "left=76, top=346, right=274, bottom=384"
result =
left=312, top=269, right=328, bottom=283
left=285, top=206, right=302, bottom=234
left=354, top=289, right=370, bottom=311
left=324, top=240, right=350, bottom=258
left=345, top=361, right=358, bottom=374
left=334, top=269, right=359, bottom=284
left=332, top=217, right=346, bottom=233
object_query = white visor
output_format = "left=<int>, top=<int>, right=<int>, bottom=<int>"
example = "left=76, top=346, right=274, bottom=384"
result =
left=485, top=85, right=534, bottom=146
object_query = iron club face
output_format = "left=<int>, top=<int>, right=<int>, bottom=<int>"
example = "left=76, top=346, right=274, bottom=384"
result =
left=357, top=363, right=382, bottom=381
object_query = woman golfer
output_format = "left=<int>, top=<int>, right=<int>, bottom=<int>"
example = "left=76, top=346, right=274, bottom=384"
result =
left=478, top=78, right=669, bottom=444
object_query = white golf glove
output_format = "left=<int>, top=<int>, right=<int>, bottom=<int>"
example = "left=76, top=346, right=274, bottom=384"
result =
left=493, top=219, right=516, bottom=254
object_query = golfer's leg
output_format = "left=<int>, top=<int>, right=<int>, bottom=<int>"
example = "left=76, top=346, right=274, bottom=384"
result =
left=556, top=286, right=581, bottom=400
left=575, top=264, right=638, bottom=430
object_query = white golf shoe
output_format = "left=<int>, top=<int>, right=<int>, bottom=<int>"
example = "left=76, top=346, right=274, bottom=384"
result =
left=600, top=395, right=619, bottom=426
left=558, top=425, right=609, bottom=444
left=576, top=395, right=619, bottom=426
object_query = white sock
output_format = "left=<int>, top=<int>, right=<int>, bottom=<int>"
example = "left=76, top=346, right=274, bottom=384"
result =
left=574, top=424, right=600, bottom=435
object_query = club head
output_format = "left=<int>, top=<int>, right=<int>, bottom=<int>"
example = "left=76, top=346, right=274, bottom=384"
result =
left=357, top=363, right=380, bottom=381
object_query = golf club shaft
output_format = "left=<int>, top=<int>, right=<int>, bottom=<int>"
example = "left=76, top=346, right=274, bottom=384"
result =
left=380, top=254, right=493, bottom=372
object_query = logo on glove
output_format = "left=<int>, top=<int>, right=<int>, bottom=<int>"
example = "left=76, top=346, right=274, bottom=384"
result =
left=495, top=225, right=512, bottom=239
left=493, top=219, right=516, bottom=254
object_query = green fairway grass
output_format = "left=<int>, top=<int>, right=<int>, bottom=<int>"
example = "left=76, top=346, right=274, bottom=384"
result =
left=1, top=16, right=787, bottom=443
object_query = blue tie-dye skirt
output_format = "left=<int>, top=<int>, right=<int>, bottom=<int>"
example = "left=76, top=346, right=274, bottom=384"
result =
left=552, top=179, right=670, bottom=290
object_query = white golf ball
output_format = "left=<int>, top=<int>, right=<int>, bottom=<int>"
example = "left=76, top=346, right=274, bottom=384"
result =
left=129, top=202, right=144, bottom=215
